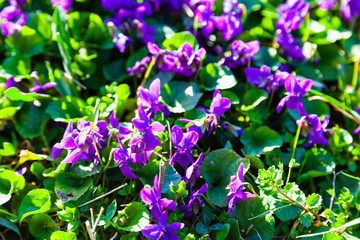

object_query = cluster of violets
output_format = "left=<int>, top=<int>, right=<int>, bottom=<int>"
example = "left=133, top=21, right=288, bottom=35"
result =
left=52, top=77, right=253, bottom=238
left=0, top=0, right=26, bottom=37
left=319, top=0, right=360, bottom=20
left=5, top=71, right=57, bottom=93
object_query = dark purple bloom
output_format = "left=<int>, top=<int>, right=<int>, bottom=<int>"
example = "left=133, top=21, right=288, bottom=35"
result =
left=227, top=162, right=254, bottom=216
left=140, top=175, right=177, bottom=221
left=179, top=184, right=208, bottom=218
left=191, top=0, right=216, bottom=38
left=299, top=114, right=330, bottom=146
left=245, top=65, right=289, bottom=94
left=114, top=33, right=133, bottom=53
left=341, top=0, right=360, bottom=20
left=109, top=112, right=132, bottom=141
left=132, top=106, right=165, bottom=133
left=113, top=139, right=138, bottom=179
left=220, top=40, right=260, bottom=68
left=52, top=120, right=110, bottom=165
left=101, top=0, right=134, bottom=11
left=170, top=126, right=199, bottom=168
left=147, top=42, right=178, bottom=73
left=9, top=0, right=25, bottom=8
left=183, top=153, right=204, bottom=187
left=51, top=0, right=73, bottom=12
left=173, top=42, right=206, bottom=77
left=6, top=77, right=18, bottom=89
left=277, top=74, right=312, bottom=114
left=128, top=56, right=151, bottom=78
left=276, top=28, right=306, bottom=61
left=137, top=78, right=170, bottom=119
left=1, top=12, right=26, bottom=37
left=141, top=210, right=184, bottom=240
left=276, top=0, right=311, bottom=32
left=214, top=0, right=244, bottom=41
left=29, top=71, right=57, bottom=94
left=129, top=132, right=161, bottom=164
left=0, top=5, right=21, bottom=21
left=354, top=108, right=360, bottom=135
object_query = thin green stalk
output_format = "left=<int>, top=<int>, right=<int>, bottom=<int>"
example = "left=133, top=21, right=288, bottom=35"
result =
left=89, top=136, right=103, bottom=167
left=286, top=116, right=305, bottom=185
left=302, top=13, right=310, bottom=42
left=139, top=56, right=156, bottom=91
left=267, top=90, right=275, bottom=109
left=352, top=58, right=359, bottom=89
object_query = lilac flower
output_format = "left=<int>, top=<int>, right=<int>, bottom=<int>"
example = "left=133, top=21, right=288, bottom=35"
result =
left=0, top=5, right=21, bottom=21
left=6, top=77, right=18, bottom=89
left=140, top=175, right=177, bottom=221
left=114, top=33, right=133, bottom=53
left=128, top=133, right=158, bottom=164
left=276, top=28, right=306, bottom=61
left=109, top=112, right=132, bottom=141
left=220, top=40, right=260, bottom=69
left=179, top=184, right=208, bottom=218
left=52, top=120, right=110, bottom=165
left=300, top=114, right=330, bottom=146
left=142, top=210, right=184, bottom=240
left=277, top=74, right=312, bottom=114
left=137, top=78, right=170, bottom=118
left=214, top=0, right=244, bottom=41
left=15, top=167, right=27, bottom=176
left=191, top=0, right=216, bottom=38
left=173, top=42, right=206, bottom=77
left=245, top=65, right=289, bottom=94
left=51, top=0, right=73, bottom=12
left=1, top=12, right=26, bottom=37
left=132, top=106, right=165, bottom=134
left=184, top=153, right=204, bottom=187
left=28, top=71, right=57, bottom=94
left=147, top=42, right=178, bottom=73
left=127, top=56, right=151, bottom=78
left=276, top=0, right=311, bottom=32
left=354, top=108, right=360, bottom=135
left=341, top=0, right=360, bottom=20
left=170, top=126, right=199, bottom=167
left=318, top=0, right=337, bottom=10
left=227, top=162, right=254, bottom=216
left=113, top=139, right=138, bottom=179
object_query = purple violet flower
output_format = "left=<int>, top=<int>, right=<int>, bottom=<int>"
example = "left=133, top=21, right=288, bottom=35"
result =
left=114, top=33, right=133, bottom=53
left=0, top=5, right=21, bottom=21
left=132, top=106, right=165, bottom=134
left=276, top=0, right=311, bottom=32
left=170, top=126, right=199, bottom=168
left=227, top=162, right=255, bottom=216
left=113, top=138, right=138, bottom=179
left=6, top=77, right=18, bottom=89
left=220, top=40, right=260, bottom=69
left=245, top=65, right=289, bottom=94
left=137, top=78, right=171, bottom=119
left=15, top=167, right=27, bottom=176
left=214, top=0, right=244, bottom=41
left=191, top=0, right=216, bottom=38
left=140, top=175, right=177, bottom=221
left=354, top=108, right=360, bottom=135
left=1, top=12, right=26, bottom=37
left=51, top=0, right=73, bottom=12
left=318, top=0, right=337, bottom=10
left=183, top=153, right=204, bottom=187
left=128, top=56, right=151, bottom=78
left=52, top=120, right=110, bottom=165
left=341, top=0, right=360, bottom=20
left=222, top=122, right=244, bottom=139
left=109, top=112, right=132, bottom=141
left=141, top=210, right=184, bottom=240
left=277, top=74, right=312, bottom=114
left=299, top=114, right=330, bottom=146
left=128, top=132, right=161, bottom=164
left=173, top=42, right=206, bottom=77
left=147, top=42, right=178, bottom=73
left=179, top=184, right=208, bottom=218
left=276, top=28, right=306, bottom=61
left=28, top=71, right=57, bottom=94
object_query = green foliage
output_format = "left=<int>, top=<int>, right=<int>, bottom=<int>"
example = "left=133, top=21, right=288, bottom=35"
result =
left=112, top=202, right=150, bottom=232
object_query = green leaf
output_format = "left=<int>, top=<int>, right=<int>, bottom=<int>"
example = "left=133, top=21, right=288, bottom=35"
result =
left=161, top=81, right=203, bottom=113
left=43, top=163, right=68, bottom=178
left=0, top=142, right=16, bottom=156
left=0, top=169, right=25, bottom=205
left=330, top=125, right=353, bottom=148
left=232, top=197, right=275, bottom=240
left=27, top=12, right=52, bottom=40
left=137, top=160, right=181, bottom=194
left=30, top=162, right=45, bottom=180
left=241, top=87, right=268, bottom=111
left=0, top=107, right=18, bottom=119
left=18, top=189, right=52, bottom=223
left=162, top=31, right=197, bottom=50
left=57, top=206, right=80, bottom=222
left=196, top=222, right=209, bottom=234
left=199, top=63, right=237, bottom=91
left=46, top=96, right=87, bottom=122
left=54, top=173, right=93, bottom=202
left=115, top=84, right=131, bottom=119
left=51, top=231, right=77, bottom=240
left=70, top=160, right=101, bottom=178
left=5, top=87, right=51, bottom=102
left=14, top=102, right=50, bottom=138
left=0, top=217, right=21, bottom=239
left=241, top=125, right=283, bottom=156
left=112, top=202, right=150, bottom=232
left=29, top=213, right=59, bottom=240
left=202, top=149, right=250, bottom=207
left=245, top=155, right=264, bottom=169
left=274, top=203, right=301, bottom=221
left=306, top=193, right=323, bottom=210
left=297, top=148, right=335, bottom=183
left=103, top=59, right=126, bottom=82
left=5, top=26, right=45, bottom=57
left=299, top=212, right=314, bottom=228
left=216, top=223, right=230, bottom=240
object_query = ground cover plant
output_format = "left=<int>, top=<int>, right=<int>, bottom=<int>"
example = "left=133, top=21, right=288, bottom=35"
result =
left=0, top=0, right=360, bottom=239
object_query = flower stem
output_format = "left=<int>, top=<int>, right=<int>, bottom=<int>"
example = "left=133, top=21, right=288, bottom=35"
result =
left=139, top=56, right=156, bottom=91
left=352, top=58, right=359, bottom=89
left=302, top=13, right=310, bottom=42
